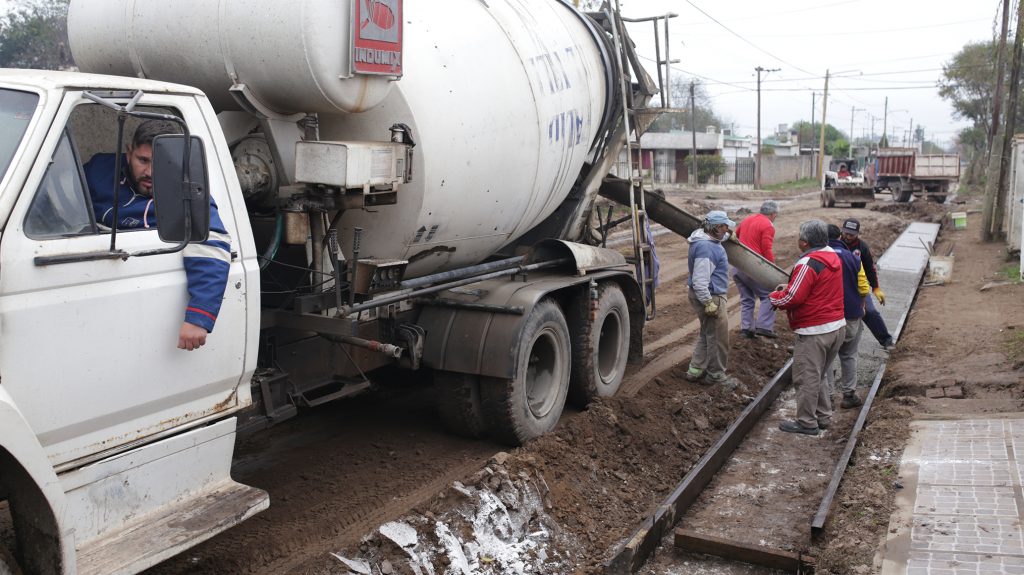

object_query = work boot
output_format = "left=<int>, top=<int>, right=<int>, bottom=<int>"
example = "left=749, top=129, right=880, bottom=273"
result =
left=841, top=392, right=863, bottom=409
left=704, top=373, right=739, bottom=389
left=755, top=328, right=778, bottom=339
left=882, top=337, right=895, bottom=350
left=684, top=366, right=704, bottom=382
left=741, top=329, right=756, bottom=339
left=778, top=420, right=820, bottom=436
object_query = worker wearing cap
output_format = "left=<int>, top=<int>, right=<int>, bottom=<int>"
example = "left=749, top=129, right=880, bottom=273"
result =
left=770, top=219, right=845, bottom=436
left=685, top=210, right=737, bottom=387
left=732, top=200, right=779, bottom=339
left=840, top=218, right=895, bottom=350
left=826, top=224, right=871, bottom=409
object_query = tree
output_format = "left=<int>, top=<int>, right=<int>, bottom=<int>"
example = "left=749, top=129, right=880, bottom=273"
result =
left=695, top=155, right=726, bottom=183
left=0, top=0, right=72, bottom=70
left=791, top=120, right=846, bottom=155
left=648, top=76, right=727, bottom=133
left=940, top=39, right=1024, bottom=162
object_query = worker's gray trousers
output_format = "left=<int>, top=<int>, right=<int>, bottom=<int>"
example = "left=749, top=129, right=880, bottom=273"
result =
left=826, top=319, right=863, bottom=394
left=687, top=289, right=729, bottom=378
left=793, top=327, right=844, bottom=429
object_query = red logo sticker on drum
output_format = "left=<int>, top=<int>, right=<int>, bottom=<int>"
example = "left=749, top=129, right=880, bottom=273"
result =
left=353, top=0, right=403, bottom=76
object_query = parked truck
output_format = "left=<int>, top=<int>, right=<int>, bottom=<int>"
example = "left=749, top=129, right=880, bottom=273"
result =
left=0, top=1, right=788, bottom=573
left=873, top=147, right=960, bottom=203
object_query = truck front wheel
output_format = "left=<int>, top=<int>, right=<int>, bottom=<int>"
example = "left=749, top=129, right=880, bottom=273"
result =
left=481, top=298, right=571, bottom=445
left=567, top=282, right=629, bottom=407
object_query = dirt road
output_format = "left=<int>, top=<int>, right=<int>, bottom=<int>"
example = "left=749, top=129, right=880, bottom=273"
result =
left=145, top=186, right=1011, bottom=575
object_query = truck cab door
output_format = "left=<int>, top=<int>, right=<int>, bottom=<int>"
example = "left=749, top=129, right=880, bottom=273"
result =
left=0, top=91, right=250, bottom=468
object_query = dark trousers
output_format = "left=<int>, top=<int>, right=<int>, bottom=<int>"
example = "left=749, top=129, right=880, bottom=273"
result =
left=862, top=294, right=892, bottom=345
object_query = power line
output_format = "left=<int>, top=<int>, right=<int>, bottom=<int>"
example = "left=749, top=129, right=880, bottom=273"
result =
left=684, top=17, right=991, bottom=38
left=681, top=0, right=818, bottom=76
left=671, top=0, right=858, bottom=26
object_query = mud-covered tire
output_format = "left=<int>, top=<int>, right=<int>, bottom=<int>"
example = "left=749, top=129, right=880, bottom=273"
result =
left=481, top=298, right=570, bottom=446
left=820, top=191, right=827, bottom=207
left=567, top=282, right=630, bottom=408
left=0, top=547, right=20, bottom=575
left=435, top=371, right=486, bottom=439
left=895, top=187, right=913, bottom=202
left=824, top=189, right=836, bottom=208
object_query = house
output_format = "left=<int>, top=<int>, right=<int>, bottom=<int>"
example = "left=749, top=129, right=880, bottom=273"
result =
left=722, top=130, right=754, bottom=162
left=617, top=126, right=724, bottom=184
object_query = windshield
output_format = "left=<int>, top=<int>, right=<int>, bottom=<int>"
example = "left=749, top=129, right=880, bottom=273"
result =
left=0, top=88, right=39, bottom=183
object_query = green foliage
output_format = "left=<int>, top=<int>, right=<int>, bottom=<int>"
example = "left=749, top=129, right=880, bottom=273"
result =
left=758, top=145, right=775, bottom=156
left=763, top=177, right=818, bottom=191
left=695, top=155, right=726, bottom=183
left=832, top=139, right=850, bottom=158
left=791, top=120, right=846, bottom=155
left=940, top=40, right=1024, bottom=158
left=1004, top=329, right=1024, bottom=364
left=998, top=263, right=1021, bottom=282
left=0, top=0, right=72, bottom=69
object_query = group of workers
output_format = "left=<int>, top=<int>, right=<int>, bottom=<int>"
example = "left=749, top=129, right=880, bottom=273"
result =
left=684, top=200, right=895, bottom=436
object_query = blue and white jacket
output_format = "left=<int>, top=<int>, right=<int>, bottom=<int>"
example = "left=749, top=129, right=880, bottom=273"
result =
left=83, top=153, right=232, bottom=333
left=686, top=229, right=729, bottom=303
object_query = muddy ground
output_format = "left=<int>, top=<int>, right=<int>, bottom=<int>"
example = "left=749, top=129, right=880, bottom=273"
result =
left=134, top=186, right=1022, bottom=575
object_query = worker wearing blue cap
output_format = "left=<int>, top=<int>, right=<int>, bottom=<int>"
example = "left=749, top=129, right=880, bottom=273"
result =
left=685, top=210, right=738, bottom=387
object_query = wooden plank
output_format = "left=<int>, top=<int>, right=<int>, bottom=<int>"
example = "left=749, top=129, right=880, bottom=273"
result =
left=604, top=360, right=793, bottom=574
left=674, top=529, right=816, bottom=573
left=811, top=364, right=885, bottom=534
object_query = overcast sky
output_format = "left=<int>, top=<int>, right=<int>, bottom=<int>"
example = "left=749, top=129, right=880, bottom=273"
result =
left=0, top=0, right=996, bottom=148
left=618, top=0, right=1001, bottom=148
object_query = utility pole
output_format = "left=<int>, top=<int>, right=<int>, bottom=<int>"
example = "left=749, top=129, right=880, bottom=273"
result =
left=817, top=70, right=830, bottom=189
left=811, top=92, right=816, bottom=155
left=991, top=0, right=1024, bottom=239
left=990, top=0, right=1012, bottom=155
left=881, top=96, right=888, bottom=147
left=690, top=81, right=698, bottom=186
left=755, top=65, right=780, bottom=189
left=850, top=106, right=864, bottom=157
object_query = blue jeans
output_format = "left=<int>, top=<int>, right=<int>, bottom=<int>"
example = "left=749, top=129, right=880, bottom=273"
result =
left=862, top=294, right=892, bottom=345
left=731, top=267, right=776, bottom=332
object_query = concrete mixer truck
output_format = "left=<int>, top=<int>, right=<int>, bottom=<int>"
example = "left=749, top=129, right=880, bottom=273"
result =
left=0, top=0, right=787, bottom=572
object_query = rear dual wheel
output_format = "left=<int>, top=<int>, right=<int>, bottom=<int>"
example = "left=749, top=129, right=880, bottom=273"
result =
left=567, top=282, right=630, bottom=407
left=481, top=298, right=571, bottom=446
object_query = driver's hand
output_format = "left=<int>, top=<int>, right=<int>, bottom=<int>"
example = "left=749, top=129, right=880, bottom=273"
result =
left=178, top=322, right=209, bottom=351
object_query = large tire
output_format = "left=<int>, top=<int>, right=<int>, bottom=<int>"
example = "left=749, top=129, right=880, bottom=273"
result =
left=825, top=189, right=836, bottom=208
left=0, top=547, right=20, bottom=575
left=481, top=298, right=571, bottom=445
left=567, top=282, right=630, bottom=408
left=820, top=191, right=827, bottom=207
left=435, top=371, right=486, bottom=439
left=895, top=185, right=913, bottom=203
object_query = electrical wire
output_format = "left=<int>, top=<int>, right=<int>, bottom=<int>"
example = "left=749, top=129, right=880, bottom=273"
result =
left=681, top=0, right=818, bottom=77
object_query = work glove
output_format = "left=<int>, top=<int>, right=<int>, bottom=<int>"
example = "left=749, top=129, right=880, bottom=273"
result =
left=873, top=287, right=886, bottom=306
left=703, top=299, right=720, bottom=317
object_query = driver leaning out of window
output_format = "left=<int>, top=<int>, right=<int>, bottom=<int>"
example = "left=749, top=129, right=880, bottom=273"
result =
left=83, top=119, right=232, bottom=352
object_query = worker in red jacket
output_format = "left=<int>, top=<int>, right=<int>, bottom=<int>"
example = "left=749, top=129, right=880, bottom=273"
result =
left=770, top=219, right=846, bottom=436
left=732, top=200, right=779, bottom=339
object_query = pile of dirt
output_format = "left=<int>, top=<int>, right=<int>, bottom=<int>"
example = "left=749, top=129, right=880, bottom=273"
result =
left=330, top=332, right=795, bottom=573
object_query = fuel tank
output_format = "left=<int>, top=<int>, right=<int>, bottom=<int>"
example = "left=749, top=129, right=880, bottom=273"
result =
left=68, top=0, right=613, bottom=276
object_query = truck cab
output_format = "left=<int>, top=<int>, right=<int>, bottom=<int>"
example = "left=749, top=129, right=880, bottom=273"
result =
left=0, top=70, right=265, bottom=575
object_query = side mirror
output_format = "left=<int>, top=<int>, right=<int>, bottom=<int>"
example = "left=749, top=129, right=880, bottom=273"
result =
left=151, top=134, right=211, bottom=243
